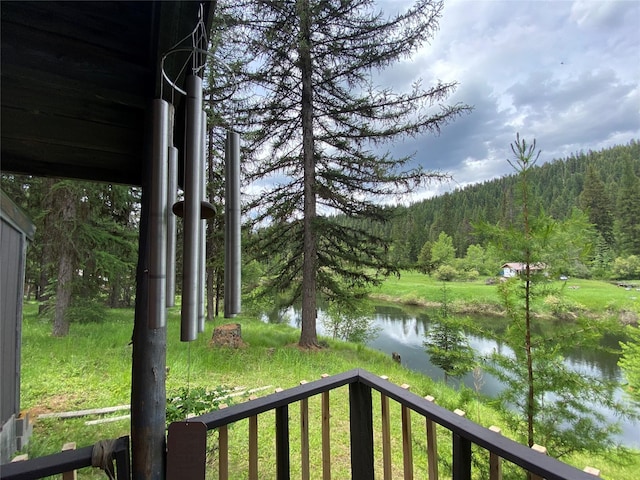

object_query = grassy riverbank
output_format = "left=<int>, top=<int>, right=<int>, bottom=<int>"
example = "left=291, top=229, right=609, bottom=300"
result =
left=17, top=296, right=639, bottom=479
left=370, top=272, right=640, bottom=320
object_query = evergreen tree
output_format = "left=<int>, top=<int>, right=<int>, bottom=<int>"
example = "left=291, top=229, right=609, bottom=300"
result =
left=430, top=231, right=455, bottom=268
left=423, top=283, right=474, bottom=384
left=615, top=159, right=640, bottom=256
left=378, top=141, right=639, bottom=264
left=2, top=175, right=139, bottom=334
left=417, top=240, right=435, bottom=275
left=43, top=180, right=82, bottom=336
left=619, top=325, right=640, bottom=407
left=229, top=0, right=470, bottom=347
left=579, top=164, right=614, bottom=247
left=476, top=135, right=628, bottom=458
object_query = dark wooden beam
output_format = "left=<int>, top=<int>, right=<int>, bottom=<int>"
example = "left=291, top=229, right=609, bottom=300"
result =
left=0, top=436, right=131, bottom=480
left=453, top=433, right=472, bottom=480
left=349, top=381, right=374, bottom=480
left=275, top=405, right=290, bottom=480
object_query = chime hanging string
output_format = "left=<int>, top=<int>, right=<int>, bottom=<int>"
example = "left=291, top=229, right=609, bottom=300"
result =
left=160, top=3, right=209, bottom=100
left=187, top=342, right=192, bottom=392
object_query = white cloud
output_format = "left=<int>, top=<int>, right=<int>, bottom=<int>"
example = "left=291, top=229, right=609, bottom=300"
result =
left=376, top=0, right=640, bottom=201
left=244, top=0, right=640, bottom=208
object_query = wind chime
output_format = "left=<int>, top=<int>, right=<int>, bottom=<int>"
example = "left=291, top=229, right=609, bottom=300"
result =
left=147, top=4, right=241, bottom=340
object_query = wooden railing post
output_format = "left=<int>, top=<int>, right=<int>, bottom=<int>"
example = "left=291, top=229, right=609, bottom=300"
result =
left=583, top=466, right=601, bottom=477
left=380, top=376, right=392, bottom=480
left=248, top=395, right=259, bottom=480
left=401, top=384, right=413, bottom=480
left=321, top=374, right=332, bottom=480
left=452, top=409, right=471, bottom=480
left=424, top=396, right=438, bottom=480
left=300, top=380, right=310, bottom=480
left=62, top=442, right=77, bottom=480
left=113, top=436, right=131, bottom=480
left=488, top=426, right=502, bottom=480
left=349, top=380, right=374, bottom=480
left=218, top=404, right=229, bottom=480
left=167, top=422, right=207, bottom=480
left=530, top=444, right=547, bottom=480
left=274, top=388, right=290, bottom=480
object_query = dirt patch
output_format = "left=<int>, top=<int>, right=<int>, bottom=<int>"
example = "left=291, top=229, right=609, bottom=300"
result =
left=294, top=343, right=325, bottom=352
left=620, top=310, right=639, bottom=326
left=27, top=393, right=83, bottom=419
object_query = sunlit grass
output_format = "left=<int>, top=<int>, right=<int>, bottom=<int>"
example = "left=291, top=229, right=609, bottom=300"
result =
left=17, top=299, right=640, bottom=479
left=371, top=272, right=640, bottom=317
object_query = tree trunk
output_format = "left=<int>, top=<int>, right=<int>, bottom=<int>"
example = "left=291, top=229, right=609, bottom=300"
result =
left=525, top=272, right=534, bottom=448
left=37, top=258, right=49, bottom=315
left=206, top=265, right=215, bottom=320
left=298, top=0, right=318, bottom=348
left=38, top=178, right=56, bottom=315
left=52, top=187, right=76, bottom=337
left=52, top=248, right=73, bottom=336
left=109, top=276, right=122, bottom=308
left=216, top=268, right=223, bottom=317
left=522, top=164, right=535, bottom=450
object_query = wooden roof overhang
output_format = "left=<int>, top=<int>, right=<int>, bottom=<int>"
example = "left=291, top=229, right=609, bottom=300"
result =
left=1, top=2, right=217, bottom=475
left=1, top=0, right=216, bottom=186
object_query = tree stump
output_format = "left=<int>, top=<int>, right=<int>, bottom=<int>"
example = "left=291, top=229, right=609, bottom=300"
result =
left=210, top=323, right=246, bottom=348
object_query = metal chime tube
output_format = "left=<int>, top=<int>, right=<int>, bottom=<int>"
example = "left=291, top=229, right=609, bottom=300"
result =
left=166, top=105, right=178, bottom=308
left=148, top=99, right=169, bottom=329
left=224, top=131, right=241, bottom=317
left=198, top=110, right=207, bottom=333
left=181, top=75, right=203, bottom=341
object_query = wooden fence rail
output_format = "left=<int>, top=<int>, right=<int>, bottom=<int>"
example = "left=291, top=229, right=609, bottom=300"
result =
left=167, top=368, right=601, bottom=480
left=2, top=436, right=130, bottom=480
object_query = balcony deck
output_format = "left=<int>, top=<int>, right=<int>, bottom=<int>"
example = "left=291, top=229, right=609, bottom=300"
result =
left=2, top=369, right=601, bottom=480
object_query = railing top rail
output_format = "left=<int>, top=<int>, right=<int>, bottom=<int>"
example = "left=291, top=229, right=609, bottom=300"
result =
left=356, top=370, right=596, bottom=480
left=189, top=369, right=359, bottom=429
left=0, top=436, right=130, bottom=480
left=1, top=445, right=94, bottom=480
left=185, top=368, right=596, bottom=480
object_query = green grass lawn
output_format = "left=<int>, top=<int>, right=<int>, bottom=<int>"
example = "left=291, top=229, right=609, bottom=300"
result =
left=370, top=271, right=640, bottom=317
left=17, top=293, right=640, bottom=479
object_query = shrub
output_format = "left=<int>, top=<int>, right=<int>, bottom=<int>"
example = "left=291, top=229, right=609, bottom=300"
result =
left=65, top=298, right=107, bottom=323
left=462, top=269, right=480, bottom=282
left=435, top=264, right=458, bottom=281
left=166, top=385, right=232, bottom=424
left=611, top=255, right=640, bottom=280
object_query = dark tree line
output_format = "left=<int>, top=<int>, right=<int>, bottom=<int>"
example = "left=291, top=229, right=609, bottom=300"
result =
left=1, top=176, right=140, bottom=335
left=336, top=140, right=640, bottom=275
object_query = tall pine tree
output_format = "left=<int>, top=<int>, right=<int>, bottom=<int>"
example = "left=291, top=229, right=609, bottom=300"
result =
left=615, top=159, right=640, bottom=256
left=579, top=164, right=613, bottom=247
left=476, top=135, right=628, bottom=458
left=228, top=0, right=470, bottom=347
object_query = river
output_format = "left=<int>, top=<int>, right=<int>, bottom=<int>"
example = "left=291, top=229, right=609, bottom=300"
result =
left=266, top=303, right=640, bottom=448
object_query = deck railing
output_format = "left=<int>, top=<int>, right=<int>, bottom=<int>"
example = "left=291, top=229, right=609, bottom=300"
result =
left=1, top=436, right=130, bottom=480
left=167, top=368, right=600, bottom=480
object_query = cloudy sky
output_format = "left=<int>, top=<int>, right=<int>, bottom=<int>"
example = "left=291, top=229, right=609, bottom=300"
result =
left=378, top=0, right=640, bottom=202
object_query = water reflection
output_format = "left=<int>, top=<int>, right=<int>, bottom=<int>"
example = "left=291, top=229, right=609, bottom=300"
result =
left=263, top=304, right=639, bottom=447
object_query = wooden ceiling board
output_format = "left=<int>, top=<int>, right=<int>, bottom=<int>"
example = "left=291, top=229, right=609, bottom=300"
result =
left=0, top=73, right=145, bottom=127
left=1, top=138, right=140, bottom=185
left=1, top=2, right=150, bottom=63
left=1, top=0, right=216, bottom=186
left=1, top=21, right=150, bottom=103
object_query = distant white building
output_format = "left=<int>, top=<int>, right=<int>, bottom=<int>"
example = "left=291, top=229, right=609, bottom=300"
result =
left=501, top=262, right=546, bottom=278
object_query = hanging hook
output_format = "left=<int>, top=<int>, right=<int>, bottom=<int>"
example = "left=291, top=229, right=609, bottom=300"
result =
left=160, top=3, right=209, bottom=97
